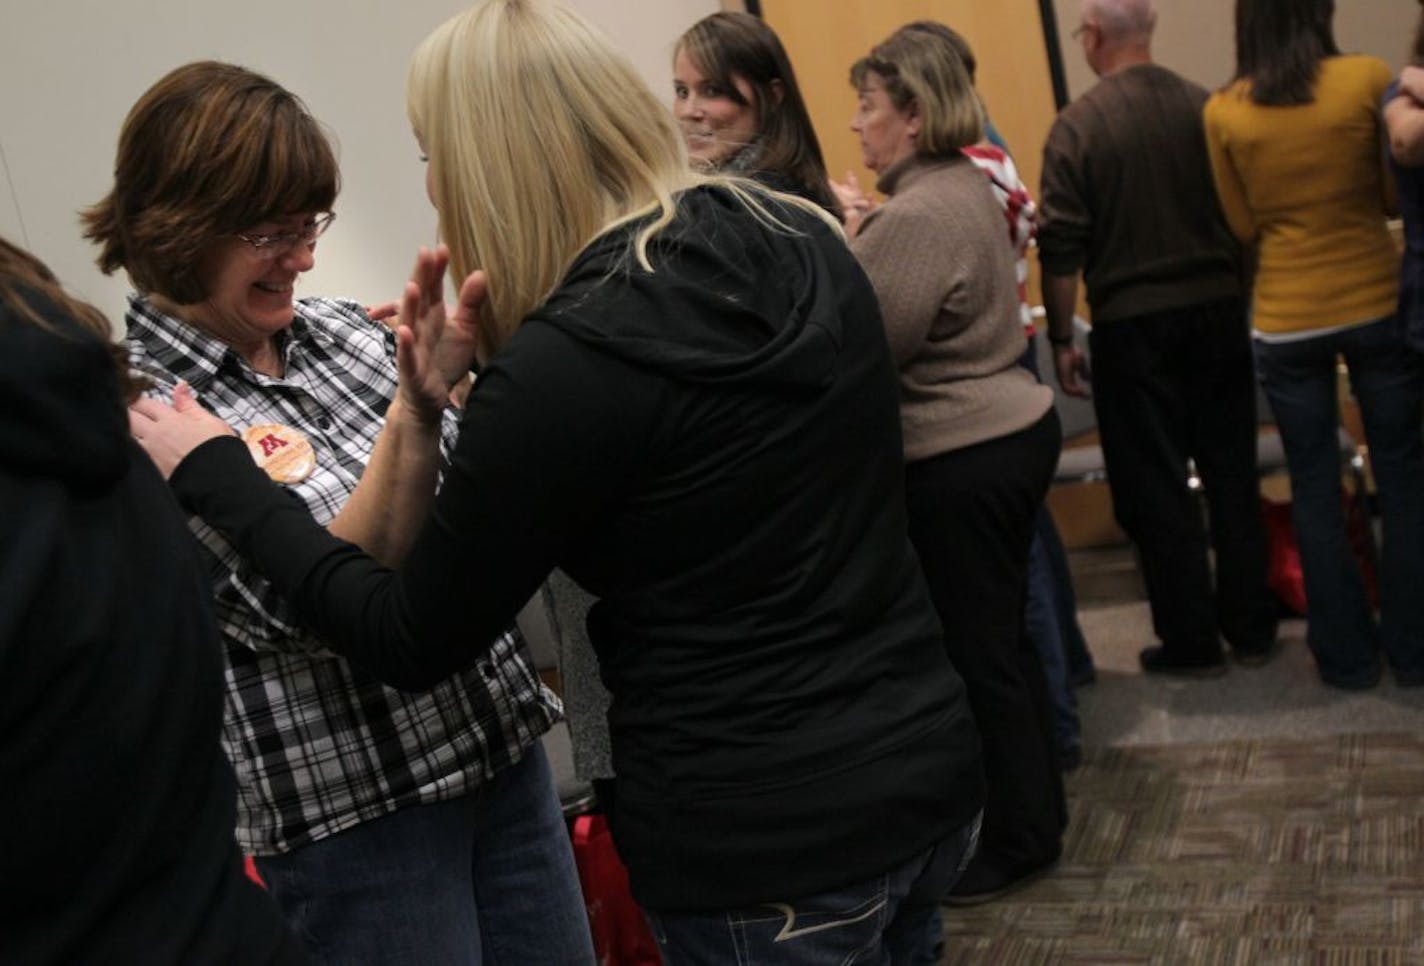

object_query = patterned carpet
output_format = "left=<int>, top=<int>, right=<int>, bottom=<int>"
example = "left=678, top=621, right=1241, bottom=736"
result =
left=941, top=733, right=1424, bottom=964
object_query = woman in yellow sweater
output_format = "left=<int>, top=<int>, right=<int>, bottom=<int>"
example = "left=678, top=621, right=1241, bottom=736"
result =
left=1204, top=0, right=1424, bottom=690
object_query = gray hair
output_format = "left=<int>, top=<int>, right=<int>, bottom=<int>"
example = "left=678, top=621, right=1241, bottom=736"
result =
left=1082, top=0, right=1157, bottom=41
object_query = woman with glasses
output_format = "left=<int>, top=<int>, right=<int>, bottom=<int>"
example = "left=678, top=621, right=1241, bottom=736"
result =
left=84, top=60, right=592, bottom=965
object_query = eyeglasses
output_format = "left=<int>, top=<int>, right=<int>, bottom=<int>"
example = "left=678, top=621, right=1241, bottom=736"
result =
left=234, top=212, right=336, bottom=258
left=1070, top=22, right=1094, bottom=40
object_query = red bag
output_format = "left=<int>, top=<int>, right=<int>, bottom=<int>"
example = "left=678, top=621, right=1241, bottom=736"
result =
left=570, top=815, right=662, bottom=966
left=1261, top=496, right=1377, bottom=616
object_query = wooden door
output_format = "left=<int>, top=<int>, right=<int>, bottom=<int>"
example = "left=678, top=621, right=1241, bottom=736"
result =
left=756, top=1, right=1057, bottom=200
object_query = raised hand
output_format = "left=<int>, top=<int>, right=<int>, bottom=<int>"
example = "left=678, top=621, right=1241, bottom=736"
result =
left=393, top=245, right=486, bottom=423
left=829, top=170, right=876, bottom=237
left=129, top=381, right=238, bottom=479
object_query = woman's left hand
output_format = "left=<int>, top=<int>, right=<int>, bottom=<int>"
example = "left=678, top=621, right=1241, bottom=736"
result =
left=129, top=381, right=238, bottom=479
left=830, top=170, right=876, bottom=238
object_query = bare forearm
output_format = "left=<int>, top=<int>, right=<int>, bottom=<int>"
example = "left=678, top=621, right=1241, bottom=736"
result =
left=328, top=398, right=444, bottom=565
left=1386, top=94, right=1424, bottom=169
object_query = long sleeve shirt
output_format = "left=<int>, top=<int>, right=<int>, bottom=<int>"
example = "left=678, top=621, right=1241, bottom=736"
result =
left=126, top=295, right=558, bottom=856
left=1204, top=55, right=1398, bottom=336
left=1038, top=63, right=1243, bottom=323
left=164, top=187, right=984, bottom=911
left=850, top=153, right=1051, bottom=462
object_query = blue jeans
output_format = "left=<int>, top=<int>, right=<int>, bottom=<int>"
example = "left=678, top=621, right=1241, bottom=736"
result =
left=1256, top=317, right=1424, bottom=686
left=254, top=742, right=595, bottom=965
left=644, top=817, right=980, bottom=966
left=1024, top=518, right=1081, bottom=753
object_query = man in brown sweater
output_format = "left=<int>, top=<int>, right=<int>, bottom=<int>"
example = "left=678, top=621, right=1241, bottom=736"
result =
left=1038, top=0, right=1278, bottom=676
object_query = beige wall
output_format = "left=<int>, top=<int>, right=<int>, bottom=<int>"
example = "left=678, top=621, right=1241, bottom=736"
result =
left=0, top=0, right=717, bottom=319
left=1053, top=0, right=1419, bottom=104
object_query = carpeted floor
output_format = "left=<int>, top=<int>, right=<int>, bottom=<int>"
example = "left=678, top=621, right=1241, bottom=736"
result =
left=942, top=733, right=1424, bottom=963
left=939, top=547, right=1424, bottom=964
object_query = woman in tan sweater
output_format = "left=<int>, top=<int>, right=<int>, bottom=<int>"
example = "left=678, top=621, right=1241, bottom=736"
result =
left=842, top=22, right=1064, bottom=905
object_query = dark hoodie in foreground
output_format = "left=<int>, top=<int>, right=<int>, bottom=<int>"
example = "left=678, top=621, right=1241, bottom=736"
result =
left=0, top=291, right=300, bottom=963
left=171, top=186, right=985, bottom=911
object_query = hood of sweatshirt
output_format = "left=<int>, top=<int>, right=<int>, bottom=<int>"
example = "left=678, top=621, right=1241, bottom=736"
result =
left=1, top=288, right=128, bottom=491
left=537, top=185, right=848, bottom=391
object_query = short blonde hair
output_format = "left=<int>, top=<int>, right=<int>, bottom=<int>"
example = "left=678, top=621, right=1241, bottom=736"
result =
left=850, top=23, right=984, bottom=158
left=408, top=0, right=703, bottom=350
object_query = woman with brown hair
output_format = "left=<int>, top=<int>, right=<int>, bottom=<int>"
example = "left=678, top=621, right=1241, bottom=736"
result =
left=672, top=11, right=839, bottom=213
left=0, top=236, right=303, bottom=964
left=1205, top=0, right=1424, bottom=691
left=85, top=60, right=591, bottom=965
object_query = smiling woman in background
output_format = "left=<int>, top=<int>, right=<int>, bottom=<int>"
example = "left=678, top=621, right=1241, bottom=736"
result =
left=84, top=60, right=590, bottom=965
left=672, top=11, right=840, bottom=213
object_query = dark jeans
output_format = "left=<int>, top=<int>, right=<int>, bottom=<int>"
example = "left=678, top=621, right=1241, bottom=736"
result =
left=1024, top=509, right=1081, bottom=751
left=644, top=816, right=980, bottom=966
left=1089, top=300, right=1278, bottom=662
left=905, top=410, right=1065, bottom=875
left=254, top=743, right=595, bottom=966
left=1039, top=506, right=1095, bottom=682
left=1255, top=316, right=1424, bottom=686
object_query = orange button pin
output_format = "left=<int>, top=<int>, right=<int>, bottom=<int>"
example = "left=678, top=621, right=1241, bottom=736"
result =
left=241, top=423, right=316, bottom=484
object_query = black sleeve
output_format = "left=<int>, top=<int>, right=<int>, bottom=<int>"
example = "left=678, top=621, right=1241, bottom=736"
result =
left=171, top=322, right=644, bottom=690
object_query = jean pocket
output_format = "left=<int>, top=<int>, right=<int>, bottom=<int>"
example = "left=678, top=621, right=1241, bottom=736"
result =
left=752, top=891, right=887, bottom=943
left=650, top=879, right=891, bottom=965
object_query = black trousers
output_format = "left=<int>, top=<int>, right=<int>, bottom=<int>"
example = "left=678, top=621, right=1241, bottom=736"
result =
left=1089, top=299, right=1277, bottom=661
left=905, top=409, right=1065, bottom=873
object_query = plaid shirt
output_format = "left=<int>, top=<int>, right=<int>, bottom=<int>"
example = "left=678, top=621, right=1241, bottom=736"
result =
left=126, top=294, right=560, bottom=855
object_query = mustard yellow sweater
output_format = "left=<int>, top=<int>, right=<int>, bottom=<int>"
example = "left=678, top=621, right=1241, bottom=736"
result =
left=1203, top=55, right=1399, bottom=335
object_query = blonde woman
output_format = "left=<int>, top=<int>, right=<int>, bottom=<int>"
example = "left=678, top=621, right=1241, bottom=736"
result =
left=130, top=1, right=985, bottom=962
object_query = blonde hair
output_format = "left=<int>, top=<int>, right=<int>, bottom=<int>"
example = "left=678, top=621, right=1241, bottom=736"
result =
left=407, top=0, right=687, bottom=349
left=409, top=0, right=837, bottom=352
left=851, top=23, right=984, bottom=158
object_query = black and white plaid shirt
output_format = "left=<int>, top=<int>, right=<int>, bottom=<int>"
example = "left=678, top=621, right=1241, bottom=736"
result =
left=126, top=294, right=560, bottom=855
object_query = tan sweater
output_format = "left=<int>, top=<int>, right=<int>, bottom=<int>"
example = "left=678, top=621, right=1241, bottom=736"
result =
left=852, top=154, right=1052, bottom=462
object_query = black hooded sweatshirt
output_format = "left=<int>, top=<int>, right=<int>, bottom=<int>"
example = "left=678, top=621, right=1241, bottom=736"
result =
left=171, top=186, right=984, bottom=911
left=0, top=292, right=299, bottom=963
